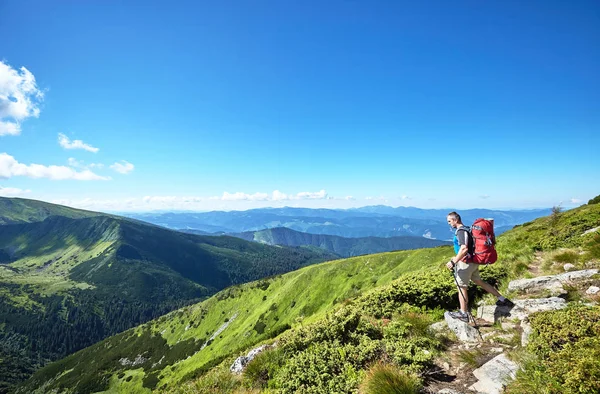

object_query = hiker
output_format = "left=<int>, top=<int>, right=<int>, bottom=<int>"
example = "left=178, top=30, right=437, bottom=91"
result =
left=445, top=211, right=513, bottom=322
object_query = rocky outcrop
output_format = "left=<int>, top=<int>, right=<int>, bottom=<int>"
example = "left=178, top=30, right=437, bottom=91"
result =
left=477, top=297, right=567, bottom=323
left=507, top=269, right=598, bottom=296
left=444, top=312, right=480, bottom=343
left=230, top=344, right=275, bottom=374
left=469, top=353, right=519, bottom=394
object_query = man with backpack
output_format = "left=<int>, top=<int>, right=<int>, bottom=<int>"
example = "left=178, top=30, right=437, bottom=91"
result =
left=445, top=211, right=514, bottom=322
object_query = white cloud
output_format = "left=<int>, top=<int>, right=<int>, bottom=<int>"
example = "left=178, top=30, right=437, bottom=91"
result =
left=68, top=157, right=83, bottom=168
left=0, top=61, right=44, bottom=136
left=68, top=157, right=105, bottom=170
left=110, top=160, right=134, bottom=174
left=0, top=121, right=20, bottom=136
left=345, top=196, right=355, bottom=201
left=479, top=195, right=491, bottom=199
left=0, top=186, right=31, bottom=196
left=221, top=192, right=269, bottom=201
left=366, top=196, right=386, bottom=201
left=296, top=189, right=327, bottom=200
left=570, top=198, right=582, bottom=204
left=58, top=133, right=99, bottom=153
left=272, top=190, right=289, bottom=201
left=210, top=189, right=329, bottom=202
left=0, top=152, right=110, bottom=181
left=401, top=195, right=412, bottom=200
left=143, top=196, right=204, bottom=204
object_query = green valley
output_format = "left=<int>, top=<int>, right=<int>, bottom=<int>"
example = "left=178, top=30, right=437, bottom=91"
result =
left=0, top=198, right=335, bottom=392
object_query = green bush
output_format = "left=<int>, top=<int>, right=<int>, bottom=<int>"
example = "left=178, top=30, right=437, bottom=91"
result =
left=508, top=305, right=600, bottom=394
left=273, top=340, right=377, bottom=393
left=242, top=348, right=285, bottom=389
left=582, top=233, right=600, bottom=261
left=359, top=363, right=422, bottom=394
left=588, top=194, right=600, bottom=205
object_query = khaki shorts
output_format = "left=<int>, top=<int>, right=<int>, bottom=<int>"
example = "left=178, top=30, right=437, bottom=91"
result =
left=455, top=261, right=481, bottom=287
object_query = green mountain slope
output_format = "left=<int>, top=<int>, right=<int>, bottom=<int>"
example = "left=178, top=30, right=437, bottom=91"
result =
left=0, top=197, right=102, bottom=225
left=18, top=201, right=600, bottom=394
left=0, top=198, right=334, bottom=392
left=233, top=226, right=452, bottom=257
left=17, top=245, right=454, bottom=393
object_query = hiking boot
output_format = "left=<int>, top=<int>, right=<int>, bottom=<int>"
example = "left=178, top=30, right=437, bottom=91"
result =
left=448, top=311, right=469, bottom=322
left=496, top=298, right=515, bottom=307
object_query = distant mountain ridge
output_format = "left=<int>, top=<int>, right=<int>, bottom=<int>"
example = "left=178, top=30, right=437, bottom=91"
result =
left=222, top=227, right=451, bottom=257
left=128, top=206, right=552, bottom=240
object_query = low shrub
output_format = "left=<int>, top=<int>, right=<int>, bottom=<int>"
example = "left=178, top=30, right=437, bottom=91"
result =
left=242, top=348, right=285, bottom=389
left=359, top=362, right=422, bottom=394
left=508, top=305, right=600, bottom=394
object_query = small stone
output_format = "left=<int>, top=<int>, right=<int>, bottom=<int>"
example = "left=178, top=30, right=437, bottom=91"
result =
left=586, top=286, right=600, bottom=295
left=564, top=263, right=576, bottom=272
left=491, top=347, right=503, bottom=353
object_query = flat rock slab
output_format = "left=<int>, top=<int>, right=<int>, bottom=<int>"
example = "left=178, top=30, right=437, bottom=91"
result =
left=470, top=353, right=519, bottom=394
left=508, top=269, right=598, bottom=295
left=477, top=297, right=567, bottom=323
left=444, top=311, right=480, bottom=343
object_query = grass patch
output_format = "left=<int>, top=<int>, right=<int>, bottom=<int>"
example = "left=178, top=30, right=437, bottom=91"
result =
left=359, top=362, right=422, bottom=394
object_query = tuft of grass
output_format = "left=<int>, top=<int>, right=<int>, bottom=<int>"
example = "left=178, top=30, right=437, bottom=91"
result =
left=359, top=362, right=422, bottom=394
left=456, top=348, right=485, bottom=368
left=553, top=250, right=580, bottom=265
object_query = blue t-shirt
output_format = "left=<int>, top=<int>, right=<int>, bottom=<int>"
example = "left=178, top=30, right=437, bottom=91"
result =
left=453, top=226, right=470, bottom=254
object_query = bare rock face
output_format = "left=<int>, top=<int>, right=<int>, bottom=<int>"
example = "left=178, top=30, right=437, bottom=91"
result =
left=469, top=353, right=519, bottom=394
left=507, top=275, right=566, bottom=296
left=507, top=269, right=598, bottom=296
left=477, top=297, right=567, bottom=323
left=444, top=312, right=480, bottom=343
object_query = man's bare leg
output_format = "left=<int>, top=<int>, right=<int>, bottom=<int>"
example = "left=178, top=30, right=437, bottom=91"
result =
left=472, top=278, right=502, bottom=298
left=458, top=286, right=468, bottom=312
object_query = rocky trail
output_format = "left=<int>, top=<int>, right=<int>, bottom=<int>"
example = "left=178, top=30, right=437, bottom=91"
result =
left=425, top=265, right=600, bottom=394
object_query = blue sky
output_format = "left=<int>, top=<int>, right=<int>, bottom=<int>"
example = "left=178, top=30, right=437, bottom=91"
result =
left=1, top=1, right=598, bottom=212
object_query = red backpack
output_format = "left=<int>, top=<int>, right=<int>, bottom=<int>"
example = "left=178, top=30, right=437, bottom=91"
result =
left=467, top=218, right=497, bottom=264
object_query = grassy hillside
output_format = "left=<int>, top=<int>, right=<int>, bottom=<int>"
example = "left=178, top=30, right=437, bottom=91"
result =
left=19, top=200, right=600, bottom=394
left=232, top=227, right=452, bottom=257
left=0, top=198, right=335, bottom=392
left=18, top=246, right=455, bottom=393
left=0, top=197, right=103, bottom=225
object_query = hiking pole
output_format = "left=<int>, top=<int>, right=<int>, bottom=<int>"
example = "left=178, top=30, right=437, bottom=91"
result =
left=451, top=265, right=484, bottom=341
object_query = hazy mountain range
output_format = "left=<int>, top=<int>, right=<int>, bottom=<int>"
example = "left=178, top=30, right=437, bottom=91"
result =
left=182, top=226, right=452, bottom=257
left=127, top=206, right=552, bottom=240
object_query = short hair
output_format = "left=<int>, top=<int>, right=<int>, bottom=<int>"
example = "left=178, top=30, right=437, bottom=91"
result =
left=447, top=211, right=461, bottom=222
